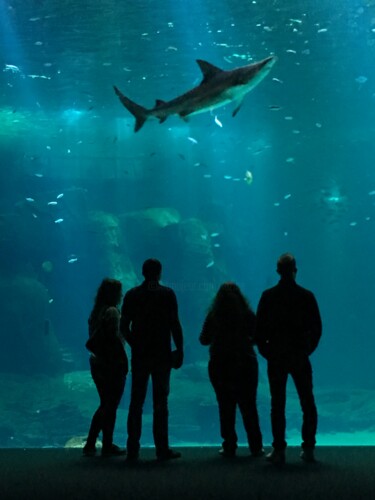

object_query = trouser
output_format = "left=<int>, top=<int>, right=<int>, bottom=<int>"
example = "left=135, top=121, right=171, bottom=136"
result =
left=87, top=357, right=126, bottom=449
left=127, top=358, right=171, bottom=456
left=208, top=357, right=263, bottom=454
left=267, top=356, right=317, bottom=450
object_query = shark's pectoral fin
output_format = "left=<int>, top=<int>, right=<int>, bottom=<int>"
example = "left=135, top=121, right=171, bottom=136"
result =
left=179, top=111, right=190, bottom=122
left=232, top=98, right=245, bottom=117
left=159, top=116, right=167, bottom=124
left=196, top=60, right=223, bottom=84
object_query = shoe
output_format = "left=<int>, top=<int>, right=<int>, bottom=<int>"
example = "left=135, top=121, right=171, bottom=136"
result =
left=156, top=449, right=181, bottom=460
left=219, top=448, right=236, bottom=458
left=266, top=449, right=285, bottom=465
left=251, top=448, right=265, bottom=458
left=82, top=444, right=96, bottom=457
left=300, top=448, right=316, bottom=463
left=101, top=444, right=126, bottom=457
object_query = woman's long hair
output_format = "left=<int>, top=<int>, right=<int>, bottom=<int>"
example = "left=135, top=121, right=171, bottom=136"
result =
left=89, top=278, right=122, bottom=324
left=208, top=282, right=253, bottom=330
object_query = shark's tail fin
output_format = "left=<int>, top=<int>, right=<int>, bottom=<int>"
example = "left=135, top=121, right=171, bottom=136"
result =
left=113, top=85, right=148, bottom=132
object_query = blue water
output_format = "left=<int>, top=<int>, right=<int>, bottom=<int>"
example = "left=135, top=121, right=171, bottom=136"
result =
left=1, top=0, right=375, bottom=448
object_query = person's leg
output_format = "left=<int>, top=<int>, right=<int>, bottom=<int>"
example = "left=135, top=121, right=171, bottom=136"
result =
left=151, top=363, right=171, bottom=457
left=267, top=361, right=288, bottom=450
left=209, top=360, right=237, bottom=455
left=85, top=359, right=106, bottom=450
left=291, top=357, right=318, bottom=451
left=237, top=359, right=263, bottom=455
left=127, top=359, right=150, bottom=457
left=101, top=366, right=126, bottom=452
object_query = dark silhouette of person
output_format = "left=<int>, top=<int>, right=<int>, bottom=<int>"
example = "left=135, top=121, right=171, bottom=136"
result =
left=83, top=278, right=128, bottom=457
left=256, top=253, right=322, bottom=464
left=120, top=258, right=184, bottom=460
left=200, top=282, right=264, bottom=458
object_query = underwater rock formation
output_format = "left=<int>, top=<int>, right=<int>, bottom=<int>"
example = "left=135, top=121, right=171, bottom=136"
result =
left=158, top=218, right=228, bottom=340
left=0, top=275, right=63, bottom=374
left=87, top=210, right=138, bottom=289
left=119, top=207, right=181, bottom=275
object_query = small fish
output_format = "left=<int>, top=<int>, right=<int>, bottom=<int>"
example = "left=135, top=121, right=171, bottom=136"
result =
left=188, top=137, right=198, bottom=144
left=26, top=197, right=35, bottom=202
left=4, top=64, right=21, bottom=73
left=272, top=77, right=283, bottom=84
left=214, top=116, right=223, bottom=127
left=317, top=28, right=328, bottom=33
left=56, top=193, right=64, bottom=199
left=223, top=175, right=232, bottom=180
left=206, top=261, right=215, bottom=268
left=269, top=105, right=282, bottom=110
left=213, top=243, right=221, bottom=248
left=286, top=157, right=295, bottom=163
left=284, top=194, right=292, bottom=200
left=286, top=49, right=297, bottom=54
left=244, top=170, right=253, bottom=185
left=368, top=190, right=375, bottom=196
left=355, top=76, right=367, bottom=84
left=48, top=201, right=58, bottom=206
left=34, top=173, right=43, bottom=177
left=54, top=218, right=64, bottom=224
left=210, top=233, right=220, bottom=238
left=68, top=257, right=78, bottom=263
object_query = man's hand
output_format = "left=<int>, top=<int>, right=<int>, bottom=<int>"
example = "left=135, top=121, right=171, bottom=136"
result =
left=171, top=349, right=184, bottom=369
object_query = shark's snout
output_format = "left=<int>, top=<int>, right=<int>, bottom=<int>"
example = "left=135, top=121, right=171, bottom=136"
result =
left=263, top=55, right=277, bottom=68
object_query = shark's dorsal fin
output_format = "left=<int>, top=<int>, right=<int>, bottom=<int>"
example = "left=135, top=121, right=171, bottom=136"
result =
left=196, top=60, right=223, bottom=83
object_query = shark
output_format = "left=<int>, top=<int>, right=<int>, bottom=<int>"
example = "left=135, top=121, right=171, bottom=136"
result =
left=113, top=55, right=277, bottom=132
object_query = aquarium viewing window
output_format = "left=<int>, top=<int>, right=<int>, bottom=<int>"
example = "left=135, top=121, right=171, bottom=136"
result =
left=0, top=0, right=375, bottom=449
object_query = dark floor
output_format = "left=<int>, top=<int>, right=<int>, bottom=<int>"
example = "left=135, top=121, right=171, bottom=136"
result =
left=0, top=447, right=374, bottom=500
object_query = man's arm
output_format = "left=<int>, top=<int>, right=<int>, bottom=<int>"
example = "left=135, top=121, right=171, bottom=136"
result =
left=306, top=293, right=322, bottom=355
left=120, top=291, right=134, bottom=346
left=170, top=291, right=184, bottom=367
left=255, top=292, right=271, bottom=359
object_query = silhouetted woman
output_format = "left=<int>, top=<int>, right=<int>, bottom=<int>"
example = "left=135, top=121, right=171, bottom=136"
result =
left=199, top=282, right=263, bottom=457
left=83, top=278, right=128, bottom=457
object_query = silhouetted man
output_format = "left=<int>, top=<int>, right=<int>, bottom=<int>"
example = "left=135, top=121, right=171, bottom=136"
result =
left=256, top=253, right=322, bottom=464
left=120, top=258, right=184, bottom=460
